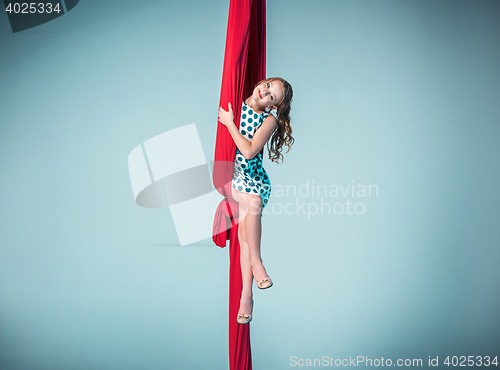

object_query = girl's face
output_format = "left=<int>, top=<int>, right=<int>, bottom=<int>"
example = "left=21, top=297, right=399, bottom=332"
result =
left=253, top=80, right=284, bottom=109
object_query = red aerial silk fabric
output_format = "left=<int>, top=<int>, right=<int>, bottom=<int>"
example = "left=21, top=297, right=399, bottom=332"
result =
left=212, top=1, right=266, bottom=369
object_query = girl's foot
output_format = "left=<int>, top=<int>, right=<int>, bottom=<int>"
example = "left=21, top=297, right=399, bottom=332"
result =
left=252, top=263, right=273, bottom=289
left=257, top=277, right=273, bottom=289
left=237, top=293, right=253, bottom=325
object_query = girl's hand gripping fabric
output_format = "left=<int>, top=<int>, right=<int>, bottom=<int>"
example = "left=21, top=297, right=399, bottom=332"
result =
left=218, top=102, right=235, bottom=128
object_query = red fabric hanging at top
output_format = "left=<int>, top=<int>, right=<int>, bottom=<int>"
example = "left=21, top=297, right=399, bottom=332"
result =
left=212, top=1, right=266, bottom=369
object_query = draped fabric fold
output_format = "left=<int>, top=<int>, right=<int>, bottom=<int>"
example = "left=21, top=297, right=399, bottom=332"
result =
left=212, top=0, right=266, bottom=369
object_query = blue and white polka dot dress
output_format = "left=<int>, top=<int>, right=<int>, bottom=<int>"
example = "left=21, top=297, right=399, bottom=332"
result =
left=232, top=102, right=274, bottom=212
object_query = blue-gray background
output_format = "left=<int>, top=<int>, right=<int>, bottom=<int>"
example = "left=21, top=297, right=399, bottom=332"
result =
left=1, top=0, right=499, bottom=369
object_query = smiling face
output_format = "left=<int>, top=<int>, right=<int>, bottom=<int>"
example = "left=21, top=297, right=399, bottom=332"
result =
left=253, top=79, right=284, bottom=110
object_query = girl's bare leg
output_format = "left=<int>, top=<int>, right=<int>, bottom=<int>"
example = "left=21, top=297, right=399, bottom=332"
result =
left=245, top=195, right=270, bottom=283
left=238, top=204, right=253, bottom=315
left=232, top=188, right=253, bottom=317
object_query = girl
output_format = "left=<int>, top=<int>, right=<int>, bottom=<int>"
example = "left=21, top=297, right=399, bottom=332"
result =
left=218, top=77, right=294, bottom=324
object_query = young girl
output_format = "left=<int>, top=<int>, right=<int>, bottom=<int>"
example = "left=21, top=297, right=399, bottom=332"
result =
left=218, top=77, right=294, bottom=324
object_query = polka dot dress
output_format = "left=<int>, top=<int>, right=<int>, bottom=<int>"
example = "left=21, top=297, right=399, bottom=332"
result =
left=232, top=102, right=275, bottom=213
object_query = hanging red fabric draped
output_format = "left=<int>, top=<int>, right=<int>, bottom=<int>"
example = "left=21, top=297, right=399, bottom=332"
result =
left=212, top=1, right=266, bottom=369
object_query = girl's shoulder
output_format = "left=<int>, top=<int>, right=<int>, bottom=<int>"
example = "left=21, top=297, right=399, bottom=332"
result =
left=263, top=106, right=278, bottom=120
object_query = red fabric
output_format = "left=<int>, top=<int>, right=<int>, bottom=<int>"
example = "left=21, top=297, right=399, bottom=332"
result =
left=213, top=198, right=238, bottom=248
left=212, top=0, right=266, bottom=369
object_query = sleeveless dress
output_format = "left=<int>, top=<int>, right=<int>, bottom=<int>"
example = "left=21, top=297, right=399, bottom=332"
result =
left=232, top=102, right=276, bottom=213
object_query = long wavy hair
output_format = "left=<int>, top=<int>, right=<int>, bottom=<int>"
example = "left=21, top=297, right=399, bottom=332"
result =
left=257, top=77, right=294, bottom=164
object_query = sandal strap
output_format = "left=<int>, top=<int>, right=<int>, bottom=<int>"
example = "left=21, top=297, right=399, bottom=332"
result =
left=258, top=278, right=271, bottom=287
